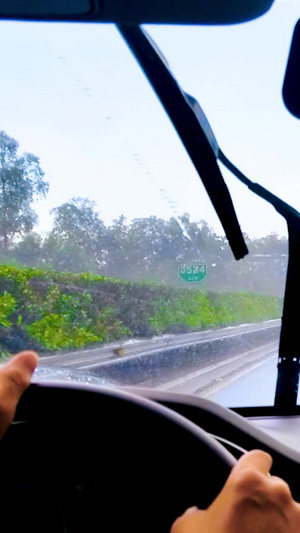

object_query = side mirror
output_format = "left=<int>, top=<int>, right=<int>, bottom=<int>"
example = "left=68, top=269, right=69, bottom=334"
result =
left=283, top=19, right=300, bottom=119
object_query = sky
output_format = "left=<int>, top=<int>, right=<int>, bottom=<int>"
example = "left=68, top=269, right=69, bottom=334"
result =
left=0, top=0, right=299, bottom=239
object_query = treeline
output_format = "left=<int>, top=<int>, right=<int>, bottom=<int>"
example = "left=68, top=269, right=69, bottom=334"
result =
left=1, top=200, right=288, bottom=296
left=0, top=130, right=288, bottom=296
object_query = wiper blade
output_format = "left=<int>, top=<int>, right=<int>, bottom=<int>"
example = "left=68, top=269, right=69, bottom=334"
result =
left=118, top=25, right=248, bottom=261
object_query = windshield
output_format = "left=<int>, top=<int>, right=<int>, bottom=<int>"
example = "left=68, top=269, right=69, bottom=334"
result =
left=0, top=1, right=299, bottom=409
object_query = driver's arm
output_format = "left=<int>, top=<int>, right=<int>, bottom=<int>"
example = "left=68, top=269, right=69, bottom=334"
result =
left=0, top=351, right=38, bottom=439
left=171, top=449, right=300, bottom=533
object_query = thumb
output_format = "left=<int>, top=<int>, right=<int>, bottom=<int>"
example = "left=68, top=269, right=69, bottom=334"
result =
left=230, top=450, right=273, bottom=477
left=171, top=507, right=205, bottom=533
left=0, top=351, right=39, bottom=437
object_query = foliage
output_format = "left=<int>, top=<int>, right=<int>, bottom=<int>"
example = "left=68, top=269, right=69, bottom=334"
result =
left=30, top=285, right=130, bottom=348
left=149, top=291, right=281, bottom=333
left=0, top=131, right=48, bottom=249
left=42, top=197, right=105, bottom=273
left=4, top=205, right=288, bottom=297
left=12, top=233, right=43, bottom=267
left=0, top=133, right=285, bottom=355
left=26, top=314, right=101, bottom=350
left=0, top=264, right=282, bottom=354
left=210, top=292, right=281, bottom=325
left=0, top=292, right=16, bottom=327
left=0, top=348, right=10, bottom=361
left=0, top=126, right=288, bottom=295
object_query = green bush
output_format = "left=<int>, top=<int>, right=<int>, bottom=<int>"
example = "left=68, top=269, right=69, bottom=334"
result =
left=26, top=314, right=101, bottom=350
left=149, top=291, right=281, bottom=333
left=0, top=348, right=10, bottom=360
left=0, top=264, right=282, bottom=353
left=0, top=292, right=17, bottom=328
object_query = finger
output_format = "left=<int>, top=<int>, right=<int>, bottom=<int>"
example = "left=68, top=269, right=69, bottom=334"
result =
left=171, top=507, right=204, bottom=533
left=0, top=351, right=39, bottom=434
left=0, top=351, right=39, bottom=393
left=182, top=507, right=202, bottom=516
left=231, top=450, right=273, bottom=476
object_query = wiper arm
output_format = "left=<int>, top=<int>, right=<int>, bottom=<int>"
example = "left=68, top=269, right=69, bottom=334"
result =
left=219, top=151, right=299, bottom=219
left=118, top=25, right=248, bottom=261
left=219, top=150, right=300, bottom=409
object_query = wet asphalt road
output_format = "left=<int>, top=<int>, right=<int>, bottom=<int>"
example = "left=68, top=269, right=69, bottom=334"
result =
left=208, top=354, right=278, bottom=407
left=36, top=321, right=281, bottom=405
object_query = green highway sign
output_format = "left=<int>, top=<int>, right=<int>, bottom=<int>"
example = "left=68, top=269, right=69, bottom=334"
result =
left=178, top=263, right=207, bottom=283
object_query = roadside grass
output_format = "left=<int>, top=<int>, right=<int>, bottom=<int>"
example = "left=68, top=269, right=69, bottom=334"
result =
left=0, top=265, right=282, bottom=354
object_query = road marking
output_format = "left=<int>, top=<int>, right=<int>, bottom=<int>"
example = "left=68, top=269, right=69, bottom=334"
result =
left=61, top=355, right=113, bottom=366
left=155, top=343, right=278, bottom=391
left=202, top=352, right=277, bottom=398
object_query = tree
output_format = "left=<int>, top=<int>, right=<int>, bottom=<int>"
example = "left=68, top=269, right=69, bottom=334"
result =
left=44, top=197, right=105, bottom=272
left=102, top=215, right=222, bottom=284
left=0, top=131, right=48, bottom=249
left=11, top=232, right=43, bottom=267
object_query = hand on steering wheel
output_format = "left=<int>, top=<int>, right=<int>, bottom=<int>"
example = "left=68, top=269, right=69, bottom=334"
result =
left=0, top=351, right=38, bottom=438
left=171, top=450, right=300, bottom=533
left=1, top=376, right=236, bottom=533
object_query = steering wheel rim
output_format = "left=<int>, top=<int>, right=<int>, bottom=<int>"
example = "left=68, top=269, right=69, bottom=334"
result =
left=0, top=381, right=237, bottom=533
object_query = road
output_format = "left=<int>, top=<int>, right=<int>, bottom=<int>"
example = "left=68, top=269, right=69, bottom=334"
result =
left=39, top=319, right=280, bottom=370
left=36, top=320, right=281, bottom=406
left=208, top=354, right=278, bottom=407
left=151, top=341, right=279, bottom=406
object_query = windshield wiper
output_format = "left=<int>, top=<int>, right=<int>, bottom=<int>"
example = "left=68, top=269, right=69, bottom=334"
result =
left=219, top=152, right=300, bottom=409
left=119, top=25, right=300, bottom=410
left=118, top=25, right=248, bottom=261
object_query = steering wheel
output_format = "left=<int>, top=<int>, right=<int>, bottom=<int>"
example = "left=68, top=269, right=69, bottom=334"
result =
left=0, top=381, right=236, bottom=533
